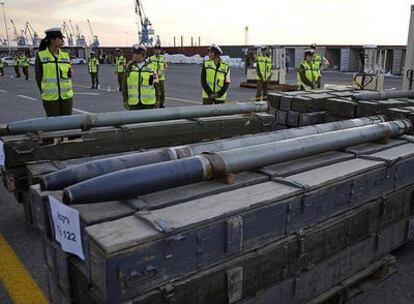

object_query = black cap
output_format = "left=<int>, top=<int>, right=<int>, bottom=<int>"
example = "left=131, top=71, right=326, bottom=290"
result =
left=45, top=27, right=65, bottom=39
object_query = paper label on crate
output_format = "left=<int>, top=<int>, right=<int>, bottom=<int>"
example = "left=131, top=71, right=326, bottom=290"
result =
left=49, top=196, right=85, bottom=260
left=0, top=140, right=5, bottom=169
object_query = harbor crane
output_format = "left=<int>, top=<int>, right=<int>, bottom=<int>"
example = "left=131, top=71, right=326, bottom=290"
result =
left=135, top=0, right=155, bottom=47
left=10, top=19, right=26, bottom=47
left=75, top=24, right=87, bottom=47
left=87, top=19, right=99, bottom=48
left=62, top=21, right=74, bottom=47
left=24, top=22, right=40, bottom=47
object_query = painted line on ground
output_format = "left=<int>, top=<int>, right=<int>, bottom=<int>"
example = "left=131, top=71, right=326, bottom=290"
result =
left=74, top=83, right=118, bottom=93
left=73, top=108, right=92, bottom=114
left=0, top=89, right=7, bottom=93
left=74, top=92, right=101, bottom=96
left=17, top=94, right=37, bottom=101
left=0, top=233, right=48, bottom=303
left=166, top=96, right=200, bottom=105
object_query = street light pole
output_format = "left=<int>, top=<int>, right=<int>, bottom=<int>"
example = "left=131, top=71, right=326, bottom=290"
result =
left=0, top=2, right=11, bottom=54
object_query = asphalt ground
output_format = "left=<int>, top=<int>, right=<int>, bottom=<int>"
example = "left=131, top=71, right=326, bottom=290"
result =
left=0, top=63, right=412, bottom=304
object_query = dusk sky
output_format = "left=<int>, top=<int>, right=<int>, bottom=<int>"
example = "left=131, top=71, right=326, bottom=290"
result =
left=1, top=0, right=413, bottom=47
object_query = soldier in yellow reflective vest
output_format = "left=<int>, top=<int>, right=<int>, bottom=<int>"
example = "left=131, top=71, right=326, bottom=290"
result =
left=0, top=57, right=4, bottom=76
left=201, top=44, right=231, bottom=104
left=122, top=44, right=158, bottom=110
left=13, top=53, right=21, bottom=78
left=255, top=45, right=272, bottom=101
left=297, top=49, right=319, bottom=91
left=310, top=43, right=329, bottom=88
left=19, top=51, right=30, bottom=80
left=35, top=27, right=74, bottom=117
left=149, top=43, right=168, bottom=108
left=114, top=48, right=126, bottom=92
left=88, top=51, right=100, bottom=89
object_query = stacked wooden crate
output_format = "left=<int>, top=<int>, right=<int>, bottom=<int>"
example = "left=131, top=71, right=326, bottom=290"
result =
left=268, top=90, right=414, bottom=129
left=31, top=131, right=414, bottom=304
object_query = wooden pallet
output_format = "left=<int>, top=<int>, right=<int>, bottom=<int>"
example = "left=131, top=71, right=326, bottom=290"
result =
left=309, top=255, right=397, bottom=304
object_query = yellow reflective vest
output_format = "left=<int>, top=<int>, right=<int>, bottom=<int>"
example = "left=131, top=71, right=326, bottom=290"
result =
left=13, top=56, right=20, bottom=66
left=126, top=62, right=156, bottom=106
left=297, top=60, right=318, bottom=91
left=149, top=54, right=166, bottom=81
left=256, top=55, right=272, bottom=81
left=37, top=48, right=73, bottom=101
left=88, top=57, right=99, bottom=73
left=115, top=55, right=126, bottom=73
left=313, top=52, right=323, bottom=78
left=202, top=59, right=230, bottom=102
left=19, top=55, right=29, bottom=67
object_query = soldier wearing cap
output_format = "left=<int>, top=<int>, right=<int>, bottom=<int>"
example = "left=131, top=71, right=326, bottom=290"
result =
left=122, top=44, right=158, bottom=110
left=13, top=52, right=21, bottom=78
left=297, top=49, right=319, bottom=91
left=255, top=45, right=272, bottom=101
left=114, top=48, right=126, bottom=92
left=88, top=51, right=100, bottom=89
left=310, top=43, right=329, bottom=88
left=201, top=44, right=231, bottom=104
left=35, top=27, right=74, bottom=116
left=19, top=50, right=30, bottom=80
left=148, top=42, right=167, bottom=108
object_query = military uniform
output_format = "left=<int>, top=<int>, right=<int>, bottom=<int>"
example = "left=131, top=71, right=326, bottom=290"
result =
left=255, top=52, right=272, bottom=100
left=149, top=53, right=166, bottom=107
left=88, top=55, right=100, bottom=89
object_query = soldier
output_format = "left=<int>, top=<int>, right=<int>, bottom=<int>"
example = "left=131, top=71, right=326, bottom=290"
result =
left=297, top=49, right=318, bottom=91
left=122, top=44, right=158, bottom=110
left=114, top=48, right=126, bottom=92
left=35, top=27, right=74, bottom=117
left=19, top=51, right=30, bottom=80
left=13, top=53, right=21, bottom=78
left=148, top=42, right=167, bottom=108
left=310, top=43, right=329, bottom=88
left=88, top=51, right=100, bottom=89
left=255, top=45, right=272, bottom=101
left=201, top=44, right=230, bottom=104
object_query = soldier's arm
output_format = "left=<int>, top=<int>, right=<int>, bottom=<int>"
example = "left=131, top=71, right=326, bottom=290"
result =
left=34, top=53, right=42, bottom=91
left=201, top=64, right=213, bottom=96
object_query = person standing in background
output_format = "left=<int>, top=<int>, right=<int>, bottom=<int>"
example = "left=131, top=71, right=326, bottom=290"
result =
left=255, top=46, right=272, bottom=101
left=114, top=48, right=126, bottom=92
left=35, top=27, right=74, bottom=117
left=20, top=51, right=30, bottom=80
left=88, top=51, right=100, bottom=89
left=122, top=44, right=158, bottom=110
left=13, top=53, right=21, bottom=78
left=201, top=44, right=230, bottom=104
left=149, top=42, right=167, bottom=108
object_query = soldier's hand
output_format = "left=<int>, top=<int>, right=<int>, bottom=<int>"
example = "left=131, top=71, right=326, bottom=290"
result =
left=209, top=93, right=216, bottom=100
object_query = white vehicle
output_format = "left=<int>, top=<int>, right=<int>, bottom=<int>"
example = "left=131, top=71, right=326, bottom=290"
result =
left=1, top=56, right=15, bottom=66
left=29, top=57, right=36, bottom=66
left=71, top=57, right=86, bottom=64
